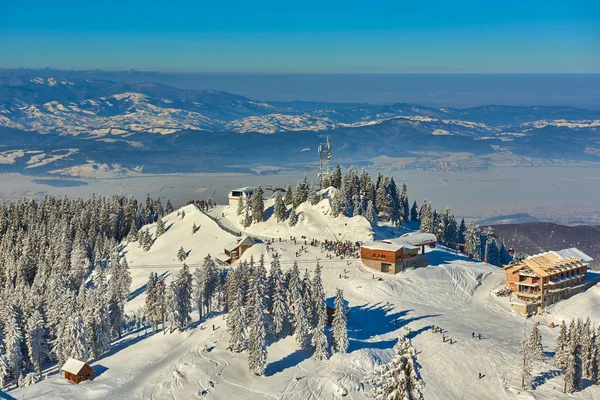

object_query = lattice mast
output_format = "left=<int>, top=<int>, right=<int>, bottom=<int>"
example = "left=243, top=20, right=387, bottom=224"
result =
left=318, top=136, right=331, bottom=189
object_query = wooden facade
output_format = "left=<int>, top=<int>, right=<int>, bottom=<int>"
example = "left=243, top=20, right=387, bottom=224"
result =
left=504, top=250, right=590, bottom=316
left=360, top=235, right=431, bottom=274
left=61, top=358, right=94, bottom=384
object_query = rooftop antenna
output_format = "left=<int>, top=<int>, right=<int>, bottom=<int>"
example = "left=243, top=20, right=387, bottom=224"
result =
left=318, top=136, right=331, bottom=189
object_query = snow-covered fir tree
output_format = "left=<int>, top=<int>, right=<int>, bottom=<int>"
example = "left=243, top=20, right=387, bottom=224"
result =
left=418, top=201, right=432, bottom=233
left=331, top=165, right=342, bottom=189
left=165, top=199, right=174, bottom=214
left=464, top=220, right=480, bottom=259
left=243, top=201, right=252, bottom=228
left=284, top=185, right=293, bottom=206
left=4, top=307, right=24, bottom=382
left=0, top=354, right=9, bottom=389
left=286, top=262, right=302, bottom=334
left=155, top=217, right=166, bottom=237
left=247, top=263, right=268, bottom=376
left=192, top=222, right=198, bottom=234
left=564, top=334, right=582, bottom=393
left=555, top=320, right=569, bottom=369
left=400, top=183, right=410, bottom=223
left=311, top=264, right=328, bottom=360
left=236, top=196, right=245, bottom=216
left=273, top=191, right=287, bottom=223
left=369, top=335, right=424, bottom=400
left=309, top=191, right=321, bottom=205
left=173, top=264, right=193, bottom=331
left=270, top=260, right=288, bottom=338
left=365, top=200, right=377, bottom=223
left=227, top=286, right=247, bottom=352
left=288, top=207, right=299, bottom=227
left=251, top=185, right=265, bottom=223
left=108, top=254, right=132, bottom=339
left=521, top=328, right=533, bottom=390
left=53, top=312, right=89, bottom=366
left=25, top=309, right=49, bottom=375
left=410, top=201, right=419, bottom=222
left=332, top=289, right=348, bottom=354
left=177, top=246, right=187, bottom=261
left=581, top=321, right=595, bottom=379
left=529, top=321, right=543, bottom=359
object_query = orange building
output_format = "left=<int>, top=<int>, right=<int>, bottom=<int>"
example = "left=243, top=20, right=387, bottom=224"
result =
left=361, top=233, right=436, bottom=274
left=503, top=248, right=592, bottom=316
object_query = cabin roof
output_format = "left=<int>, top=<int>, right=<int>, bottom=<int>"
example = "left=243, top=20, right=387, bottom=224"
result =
left=362, top=241, right=403, bottom=252
left=61, top=358, right=90, bottom=375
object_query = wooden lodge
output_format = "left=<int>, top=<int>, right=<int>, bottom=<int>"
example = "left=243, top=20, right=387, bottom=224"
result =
left=61, top=358, right=94, bottom=384
left=503, top=248, right=593, bottom=316
left=215, top=235, right=254, bottom=265
left=360, top=233, right=436, bottom=274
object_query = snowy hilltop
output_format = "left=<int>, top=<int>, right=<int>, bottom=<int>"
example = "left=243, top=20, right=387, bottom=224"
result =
left=2, top=176, right=600, bottom=399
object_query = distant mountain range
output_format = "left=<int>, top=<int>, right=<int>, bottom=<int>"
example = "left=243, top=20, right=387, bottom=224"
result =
left=490, top=222, right=600, bottom=268
left=0, top=75, right=599, bottom=177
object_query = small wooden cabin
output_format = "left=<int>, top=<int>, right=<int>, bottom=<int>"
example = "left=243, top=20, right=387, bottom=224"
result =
left=61, top=358, right=94, bottom=384
left=216, top=235, right=254, bottom=264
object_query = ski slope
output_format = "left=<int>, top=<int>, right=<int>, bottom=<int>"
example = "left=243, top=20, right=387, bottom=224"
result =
left=10, top=204, right=600, bottom=400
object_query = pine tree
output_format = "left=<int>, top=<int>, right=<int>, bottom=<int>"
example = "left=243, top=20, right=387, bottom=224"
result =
left=564, top=334, right=582, bottom=393
left=400, top=183, right=409, bottom=222
left=311, top=264, right=328, bottom=360
left=26, top=310, right=49, bottom=375
left=555, top=320, right=569, bottom=369
left=521, top=328, right=533, bottom=390
left=273, top=191, right=287, bottom=223
left=284, top=185, right=293, bottom=206
left=288, top=207, right=299, bottom=227
left=457, top=218, right=467, bottom=245
left=365, top=200, right=377, bottom=223
left=418, top=201, right=432, bottom=233
left=177, top=246, right=187, bottom=261
left=243, top=201, right=252, bottom=228
left=165, top=199, right=174, bottom=214
left=332, top=289, right=348, bottom=354
left=294, top=293, right=311, bottom=350
left=0, top=353, right=9, bottom=390
left=308, top=191, right=320, bottom=206
left=410, top=201, right=419, bottom=222
left=465, top=220, right=480, bottom=259
left=287, top=262, right=302, bottom=334
left=155, top=218, right=166, bottom=237
left=247, top=264, right=267, bottom=376
left=192, top=222, right=198, bottom=234
left=529, top=321, right=543, bottom=359
left=581, top=322, right=594, bottom=379
left=369, top=335, right=424, bottom=400
left=53, top=312, right=89, bottom=366
left=251, top=185, right=265, bottom=223
left=4, top=308, right=24, bottom=381
left=181, top=210, right=186, bottom=219
left=228, top=286, right=247, bottom=352
left=108, top=254, right=132, bottom=339
left=331, top=165, right=342, bottom=189
left=236, top=196, right=244, bottom=216
left=270, top=260, right=288, bottom=338
left=173, top=264, right=193, bottom=331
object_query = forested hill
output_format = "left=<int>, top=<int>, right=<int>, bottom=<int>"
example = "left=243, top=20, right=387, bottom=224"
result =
left=490, top=222, right=600, bottom=268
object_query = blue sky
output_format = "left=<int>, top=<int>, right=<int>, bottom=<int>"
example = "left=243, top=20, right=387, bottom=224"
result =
left=1, top=0, right=599, bottom=73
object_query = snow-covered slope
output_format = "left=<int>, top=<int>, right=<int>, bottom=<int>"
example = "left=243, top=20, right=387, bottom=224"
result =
left=10, top=201, right=600, bottom=400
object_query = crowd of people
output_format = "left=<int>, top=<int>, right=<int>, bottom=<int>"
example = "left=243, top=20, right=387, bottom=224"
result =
left=187, top=199, right=216, bottom=211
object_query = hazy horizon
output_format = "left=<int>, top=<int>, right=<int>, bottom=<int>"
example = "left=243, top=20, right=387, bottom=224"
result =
left=3, top=69, right=600, bottom=109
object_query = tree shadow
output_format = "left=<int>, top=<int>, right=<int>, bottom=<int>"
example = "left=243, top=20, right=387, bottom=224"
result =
left=165, top=223, right=175, bottom=232
left=344, top=302, right=439, bottom=352
left=128, top=271, right=169, bottom=301
left=426, top=249, right=479, bottom=267
left=264, top=204, right=274, bottom=221
left=532, top=369, right=563, bottom=389
left=0, top=391, right=16, bottom=400
left=265, top=349, right=311, bottom=376
left=92, top=364, right=109, bottom=378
